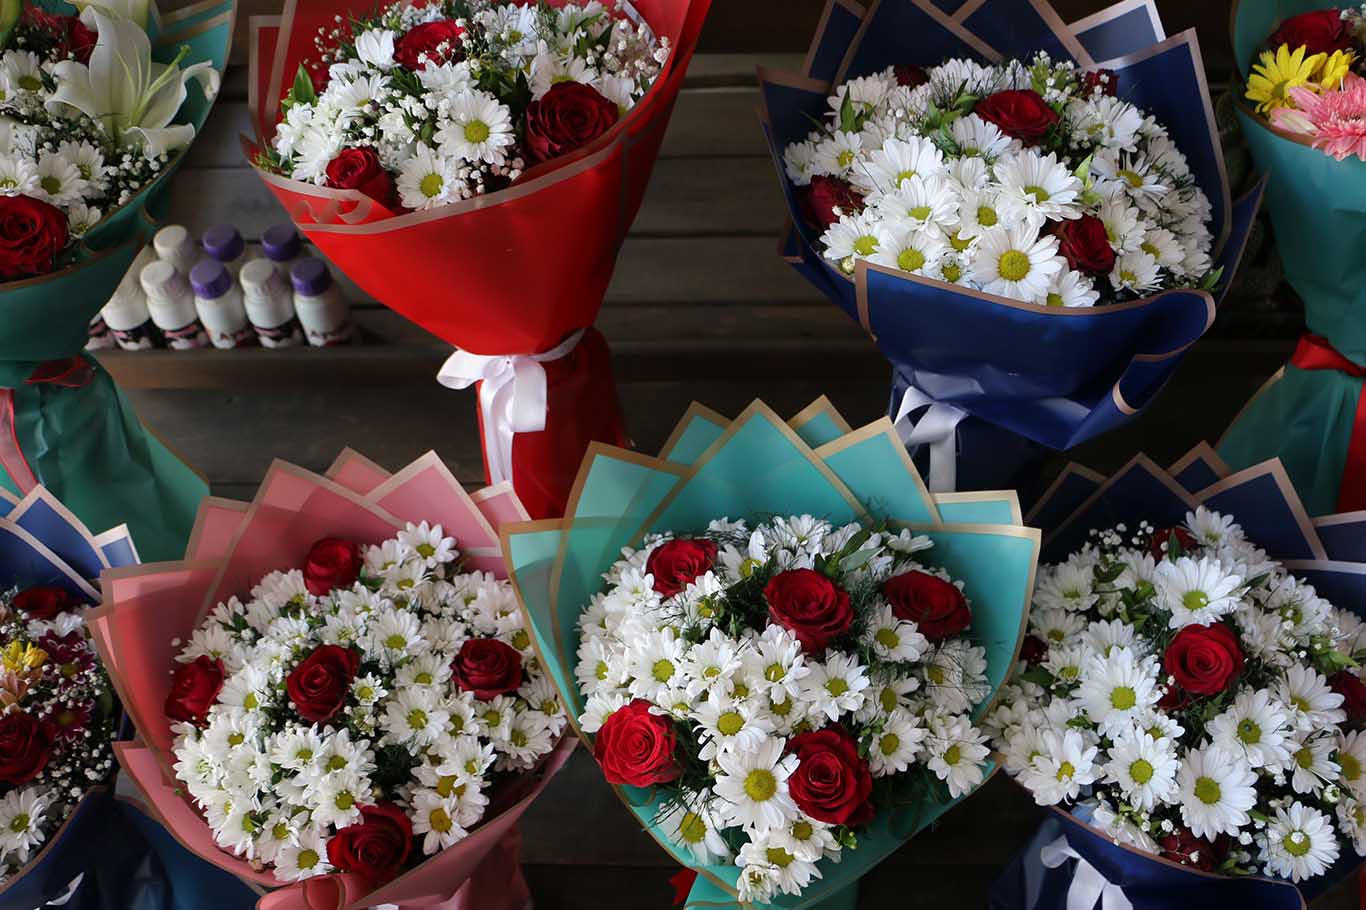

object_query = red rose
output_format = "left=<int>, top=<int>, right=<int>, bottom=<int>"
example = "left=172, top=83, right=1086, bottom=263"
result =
left=451, top=639, right=524, bottom=700
left=973, top=89, right=1059, bottom=146
left=646, top=538, right=718, bottom=598
left=881, top=570, right=971, bottom=642
left=0, top=195, right=68, bottom=279
left=1159, top=827, right=1229, bottom=872
left=303, top=537, right=363, bottom=596
left=0, top=712, right=51, bottom=784
left=65, top=15, right=96, bottom=64
left=393, top=20, right=466, bottom=70
left=894, top=64, right=928, bottom=87
left=1149, top=526, right=1200, bottom=561
left=327, top=803, right=412, bottom=887
left=786, top=726, right=874, bottom=826
left=324, top=149, right=396, bottom=209
left=799, top=175, right=863, bottom=229
left=12, top=585, right=77, bottom=621
left=1163, top=624, right=1244, bottom=697
left=524, top=82, right=620, bottom=164
left=1082, top=68, right=1118, bottom=96
left=1331, top=671, right=1366, bottom=725
left=164, top=656, right=225, bottom=725
left=594, top=698, right=680, bottom=787
left=1270, top=10, right=1355, bottom=57
left=1020, top=634, right=1048, bottom=664
left=286, top=645, right=359, bottom=723
left=764, top=568, right=854, bottom=653
left=1051, top=215, right=1115, bottom=277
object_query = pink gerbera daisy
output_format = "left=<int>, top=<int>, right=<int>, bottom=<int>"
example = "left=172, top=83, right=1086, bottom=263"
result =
left=1272, top=74, right=1366, bottom=161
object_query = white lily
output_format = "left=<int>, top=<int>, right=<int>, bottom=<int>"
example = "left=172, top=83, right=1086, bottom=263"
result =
left=49, top=10, right=219, bottom=157
left=73, top=0, right=151, bottom=30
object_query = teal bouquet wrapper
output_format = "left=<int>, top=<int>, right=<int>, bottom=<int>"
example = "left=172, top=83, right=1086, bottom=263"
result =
left=1219, top=0, right=1366, bottom=516
left=989, top=444, right=1366, bottom=909
left=0, top=0, right=235, bottom=560
left=503, top=397, right=1041, bottom=908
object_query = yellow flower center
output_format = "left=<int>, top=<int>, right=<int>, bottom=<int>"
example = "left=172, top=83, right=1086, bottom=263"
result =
left=944, top=744, right=962, bottom=766
left=652, top=659, right=674, bottom=683
left=1056, top=760, right=1075, bottom=781
left=1194, top=776, right=1221, bottom=805
left=853, top=235, right=879, bottom=257
left=429, top=807, right=453, bottom=833
left=1110, top=686, right=1136, bottom=710
left=679, top=812, right=707, bottom=843
left=1181, top=591, right=1209, bottom=613
left=298, top=848, right=319, bottom=869
left=1046, top=293, right=1064, bottom=307
left=998, top=250, right=1031, bottom=282
left=1118, top=169, right=1144, bottom=189
left=826, top=678, right=849, bottom=697
left=977, top=205, right=998, bottom=227
left=743, top=769, right=777, bottom=802
left=1024, top=184, right=1050, bottom=202
left=1130, top=759, right=1153, bottom=785
left=717, top=711, right=745, bottom=737
left=875, top=627, right=902, bottom=649
left=765, top=847, right=795, bottom=868
left=909, top=205, right=932, bottom=221
left=464, top=120, right=490, bottom=144
left=1237, top=719, right=1261, bottom=744
left=880, top=733, right=900, bottom=755
left=420, top=173, right=444, bottom=197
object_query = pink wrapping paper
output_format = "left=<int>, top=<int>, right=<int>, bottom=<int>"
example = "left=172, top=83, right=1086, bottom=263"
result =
left=89, top=451, right=566, bottom=910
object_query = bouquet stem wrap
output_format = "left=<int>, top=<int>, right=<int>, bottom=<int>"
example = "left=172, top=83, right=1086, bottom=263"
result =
left=993, top=446, right=1366, bottom=909
left=0, top=0, right=234, bottom=559
left=1219, top=0, right=1366, bottom=516
left=246, top=0, right=710, bottom=518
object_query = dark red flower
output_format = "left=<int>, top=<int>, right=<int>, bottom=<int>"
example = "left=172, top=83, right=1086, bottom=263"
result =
left=1270, top=10, right=1355, bottom=57
left=1331, top=671, right=1366, bottom=726
left=1163, top=624, right=1244, bottom=696
left=12, top=585, right=77, bottom=621
left=1149, top=526, right=1200, bottom=561
left=764, top=568, right=853, bottom=653
left=894, top=64, right=928, bottom=87
left=324, top=149, right=396, bottom=209
left=451, top=639, right=524, bottom=700
left=594, top=698, right=680, bottom=787
left=285, top=645, right=359, bottom=723
left=524, top=81, right=620, bottom=164
left=1020, top=634, right=1048, bottom=664
left=0, top=712, right=51, bottom=784
left=393, top=20, right=466, bottom=70
left=882, top=570, right=971, bottom=641
left=1159, top=827, right=1229, bottom=872
left=1082, top=69, right=1118, bottom=96
left=973, top=89, right=1059, bottom=146
left=645, top=539, right=718, bottom=598
left=786, top=726, right=874, bottom=826
left=0, top=194, right=68, bottom=279
left=799, top=175, right=863, bottom=229
left=326, top=802, right=413, bottom=887
left=1051, top=215, right=1116, bottom=278
left=303, top=537, right=364, bottom=596
left=164, top=656, right=225, bottom=725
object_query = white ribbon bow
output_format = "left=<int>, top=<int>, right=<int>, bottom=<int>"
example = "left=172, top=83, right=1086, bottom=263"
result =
left=892, top=385, right=968, bottom=493
left=1039, top=836, right=1133, bottom=910
left=436, top=329, right=587, bottom=486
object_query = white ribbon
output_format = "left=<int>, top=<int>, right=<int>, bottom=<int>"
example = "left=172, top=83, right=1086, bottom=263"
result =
left=1039, top=836, right=1133, bottom=910
left=892, top=385, right=968, bottom=493
left=436, top=329, right=587, bottom=486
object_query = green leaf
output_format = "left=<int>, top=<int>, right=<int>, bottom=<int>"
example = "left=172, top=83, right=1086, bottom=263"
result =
left=1198, top=265, right=1225, bottom=291
left=290, top=63, right=316, bottom=107
left=839, top=92, right=857, bottom=134
left=1071, top=153, right=1093, bottom=183
left=1018, top=665, right=1054, bottom=688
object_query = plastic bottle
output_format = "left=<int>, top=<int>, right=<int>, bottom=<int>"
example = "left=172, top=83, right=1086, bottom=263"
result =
left=240, top=258, right=303, bottom=348
left=191, top=260, right=257, bottom=349
left=85, top=314, right=115, bottom=350
left=261, top=223, right=303, bottom=281
left=201, top=224, right=252, bottom=280
left=291, top=258, right=354, bottom=346
left=141, top=260, right=209, bottom=349
left=101, top=247, right=160, bottom=350
left=153, top=224, right=201, bottom=276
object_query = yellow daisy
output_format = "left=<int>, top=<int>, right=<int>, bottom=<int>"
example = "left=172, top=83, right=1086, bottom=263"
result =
left=1315, top=49, right=1356, bottom=90
left=1246, top=44, right=1325, bottom=114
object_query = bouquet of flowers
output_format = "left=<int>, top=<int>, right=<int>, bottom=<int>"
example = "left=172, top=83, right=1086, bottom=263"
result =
left=505, top=398, right=1041, bottom=907
left=760, top=0, right=1263, bottom=493
left=986, top=447, right=1366, bottom=908
left=1220, top=2, right=1366, bottom=518
left=0, top=0, right=233, bottom=560
left=0, top=485, right=256, bottom=909
left=246, top=0, right=711, bottom=519
left=90, top=451, right=575, bottom=910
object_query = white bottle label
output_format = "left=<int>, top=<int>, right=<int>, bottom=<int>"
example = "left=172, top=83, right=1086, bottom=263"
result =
left=147, top=299, right=208, bottom=349
left=197, top=293, right=255, bottom=349
left=295, top=292, right=354, bottom=347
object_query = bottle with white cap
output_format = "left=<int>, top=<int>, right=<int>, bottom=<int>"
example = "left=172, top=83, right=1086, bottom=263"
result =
left=85, top=314, right=115, bottom=350
left=260, top=223, right=303, bottom=281
left=240, top=258, right=303, bottom=348
left=291, top=258, right=353, bottom=346
left=101, top=247, right=160, bottom=350
left=141, top=260, right=209, bottom=349
left=200, top=224, right=253, bottom=280
left=152, top=224, right=201, bottom=276
left=191, top=260, right=257, bottom=349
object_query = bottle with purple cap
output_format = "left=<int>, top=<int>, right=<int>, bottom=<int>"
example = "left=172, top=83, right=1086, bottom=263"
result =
left=241, top=258, right=303, bottom=348
left=201, top=224, right=254, bottom=280
left=291, top=257, right=353, bottom=346
left=191, top=260, right=258, bottom=349
left=141, top=260, right=209, bottom=350
left=261, top=223, right=303, bottom=281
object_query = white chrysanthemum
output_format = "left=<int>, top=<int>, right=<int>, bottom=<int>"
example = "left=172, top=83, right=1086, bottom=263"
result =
left=1020, top=728, right=1100, bottom=806
left=812, top=130, right=863, bottom=178
left=852, top=134, right=947, bottom=196
left=693, top=695, right=776, bottom=761
left=397, top=521, right=458, bottom=568
left=1109, top=249, right=1162, bottom=295
left=925, top=712, right=989, bottom=798
left=801, top=651, right=869, bottom=721
left=1044, top=268, right=1099, bottom=308
left=743, top=625, right=811, bottom=701
left=867, top=221, right=950, bottom=275
left=34, top=151, right=88, bottom=206
left=994, top=149, right=1082, bottom=223
left=1208, top=687, right=1293, bottom=771
left=968, top=224, right=1062, bottom=303
left=1338, top=729, right=1366, bottom=797
left=627, top=628, right=688, bottom=702
left=1104, top=731, right=1178, bottom=812
left=820, top=211, right=882, bottom=268
left=679, top=628, right=743, bottom=698
left=862, top=603, right=930, bottom=662
left=868, top=707, right=927, bottom=777
left=713, top=736, right=799, bottom=832
left=1154, top=556, right=1244, bottom=628
left=1075, top=647, right=1159, bottom=734
left=0, top=156, right=40, bottom=197
left=436, top=90, right=515, bottom=165
left=1071, top=94, right=1144, bottom=151
left=660, top=796, right=731, bottom=864
left=274, top=828, right=332, bottom=881
left=354, top=28, right=397, bottom=70
left=396, top=144, right=459, bottom=210
left=1030, top=606, right=1087, bottom=645
left=1288, top=735, right=1341, bottom=796
left=783, top=139, right=817, bottom=186
left=1081, top=618, right=1143, bottom=659
left=1278, top=665, right=1347, bottom=733
left=1263, top=802, right=1340, bottom=882
left=737, top=831, right=823, bottom=899
left=0, top=788, right=46, bottom=863
left=872, top=175, right=960, bottom=233
left=951, top=113, right=1013, bottom=160
left=1176, top=745, right=1257, bottom=840
left=412, top=788, right=468, bottom=855
left=922, top=639, right=989, bottom=715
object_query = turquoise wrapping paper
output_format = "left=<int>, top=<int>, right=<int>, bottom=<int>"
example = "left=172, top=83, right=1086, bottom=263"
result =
left=505, top=400, right=1040, bottom=908
left=0, top=0, right=235, bottom=560
left=1220, top=0, right=1366, bottom=514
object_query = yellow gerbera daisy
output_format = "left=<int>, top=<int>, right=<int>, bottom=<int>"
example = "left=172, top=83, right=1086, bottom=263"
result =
left=1246, top=44, right=1325, bottom=114
left=1315, top=49, right=1356, bottom=90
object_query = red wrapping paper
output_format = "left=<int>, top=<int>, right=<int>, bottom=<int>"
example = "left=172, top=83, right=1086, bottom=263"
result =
left=245, top=0, right=710, bottom=517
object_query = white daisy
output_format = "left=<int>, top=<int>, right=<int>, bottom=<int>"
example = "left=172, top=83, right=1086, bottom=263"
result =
left=660, top=796, right=731, bottom=864
left=1044, top=269, right=1099, bottom=308
left=1278, top=665, right=1347, bottom=733
left=737, top=831, right=822, bottom=899
left=1075, top=647, right=1159, bottom=734
left=1109, top=249, right=1162, bottom=295
left=861, top=604, right=930, bottom=662
left=1263, top=802, right=1340, bottom=882
left=396, top=144, right=459, bottom=210
left=851, top=134, right=946, bottom=195
left=801, top=651, right=869, bottom=721
left=436, top=90, right=515, bottom=165
left=925, top=712, right=990, bottom=798
left=821, top=212, right=882, bottom=269
left=968, top=224, right=1062, bottom=303
left=0, top=788, right=46, bottom=863
left=713, top=736, right=800, bottom=832
left=1104, top=731, right=1178, bottom=812
left=1176, top=745, right=1257, bottom=840
left=693, top=695, right=775, bottom=761
left=1208, top=687, right=1292, bottom=771
left=868, top=707, right=927, bottom=777
left=994, top=149, right=1083, bottom=223
left=1288, top=734, right=1341, bottom=796
left=1020, top=728, right=1100, bottom=806
left=1154, top=556, right=1245, bottom=628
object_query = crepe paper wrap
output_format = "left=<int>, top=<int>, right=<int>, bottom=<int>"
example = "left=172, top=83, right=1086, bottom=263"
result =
left=759, top=0, right=1265, bottom=494
left=87, top=450, right=575, bottom=910
left=0, top=0, right=234, bottom=560
left=502, top=396, right=1041, bottom=909
left=0, top=486, right=260, bottom=910
left=243, top=0, right=711, bottom=520
left=989, top=445, right=1366, bottom=910
left=1217, top=0, right=1366, bottom=516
